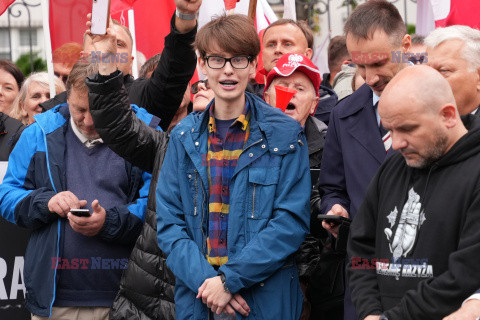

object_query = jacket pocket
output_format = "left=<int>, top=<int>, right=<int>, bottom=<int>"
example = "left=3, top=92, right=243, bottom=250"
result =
left=247, top=166, right=280, bottom=220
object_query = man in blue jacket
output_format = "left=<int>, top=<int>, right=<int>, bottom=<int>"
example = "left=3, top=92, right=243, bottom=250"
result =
left=153, top=15, right=311, bottom=319
left=0, top=60, right=153, bottom=319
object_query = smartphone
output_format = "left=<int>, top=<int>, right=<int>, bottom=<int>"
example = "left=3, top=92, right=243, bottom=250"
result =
left=91, top=0, right=111, bottom=35
left=70, top=209, right=92, bottom=217
left=317, top=214, right=352, bottom=225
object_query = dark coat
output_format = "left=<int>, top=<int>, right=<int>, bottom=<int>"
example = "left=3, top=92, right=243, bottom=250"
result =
left=319, top=83, right=395, bottom=219
left=318, top=84, right=395, bottom=320
left=87, top=70, right=174, bottom=319
left=41, top=14, right=196, bottom=132
left=0, top=112, right=24, bottom=161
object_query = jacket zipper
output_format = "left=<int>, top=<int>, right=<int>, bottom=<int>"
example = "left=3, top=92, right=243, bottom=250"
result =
left=251, top=183, right=257, bottom=218
left=195, top=169, right=208, bottom=254
left=40, top=125, right=60, bottom=317
left=194, top=171, right=198, bottom=216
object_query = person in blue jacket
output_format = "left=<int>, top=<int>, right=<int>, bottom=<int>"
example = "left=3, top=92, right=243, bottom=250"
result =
left=0, top=60, right=154, bottom=319
left=154, top=14, right=311, bottom=320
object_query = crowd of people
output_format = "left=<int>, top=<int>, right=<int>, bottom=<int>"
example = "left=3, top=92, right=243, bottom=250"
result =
left=1, top=0, right=480, bottom=319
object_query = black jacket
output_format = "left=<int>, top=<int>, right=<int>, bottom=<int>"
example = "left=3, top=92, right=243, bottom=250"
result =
left=0, top=112, right=24, bottom=161
left=87, top=70, right=173, bottom=319
left=348, top=115, right=480, bottom=320
left=42, top=13, right=196, bottom=132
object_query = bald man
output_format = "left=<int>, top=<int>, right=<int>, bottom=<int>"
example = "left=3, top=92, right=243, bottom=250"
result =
left=347, top=65, right=480, bottom=320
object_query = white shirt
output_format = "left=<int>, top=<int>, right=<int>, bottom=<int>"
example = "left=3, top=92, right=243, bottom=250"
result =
left=70, top=117, right=103, bottom=148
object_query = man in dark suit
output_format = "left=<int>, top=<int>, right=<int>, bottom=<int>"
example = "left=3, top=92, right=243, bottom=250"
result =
left=318, top=1, right=411, bottom=319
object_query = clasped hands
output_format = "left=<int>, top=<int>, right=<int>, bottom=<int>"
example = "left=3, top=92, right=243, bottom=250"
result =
left=197, top=276, right=250, bottom=317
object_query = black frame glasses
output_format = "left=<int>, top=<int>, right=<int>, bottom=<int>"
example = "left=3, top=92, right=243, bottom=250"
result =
left=204, top=55, right=252, bottom=69
left=191, top=79, right=210, bottom=94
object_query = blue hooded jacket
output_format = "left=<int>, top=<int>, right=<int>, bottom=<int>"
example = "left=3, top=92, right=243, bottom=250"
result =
left=156, top=93, right=311, bottom=319
left=0, top=104, right=155, bottom=317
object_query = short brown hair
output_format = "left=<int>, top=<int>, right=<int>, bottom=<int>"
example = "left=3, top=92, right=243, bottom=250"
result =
left=66, top=57, right=99, bottom=96
left=344, top=0, right=406, bottom=46
left=0, top=59, right=24, bottom=89
left=264, top=19, right=314, bottom=50
left=194, top=15, right=260, bottom=59
left=328, top=36, right=349, bottom=73
left=53, top=42, right=83, bottom=68
left=411, top=34, right=425, bottom=46
left=111, top=19, right=133, bottom=47
left=139, top=53, right=162, bottom=78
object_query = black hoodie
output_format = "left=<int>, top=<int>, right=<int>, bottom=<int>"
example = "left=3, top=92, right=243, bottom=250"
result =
left=348, top=115, right=480, bottom=320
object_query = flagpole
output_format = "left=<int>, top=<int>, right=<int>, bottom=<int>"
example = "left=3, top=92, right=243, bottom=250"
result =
left=248, top=0, right=257, bottom=21
left=41, top=0, right=56, bottom=97
left=128, top=8, right=138, bottom=79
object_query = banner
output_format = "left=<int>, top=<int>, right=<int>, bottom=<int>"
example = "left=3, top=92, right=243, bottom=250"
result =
left=0, top=162, right=30, bottom=319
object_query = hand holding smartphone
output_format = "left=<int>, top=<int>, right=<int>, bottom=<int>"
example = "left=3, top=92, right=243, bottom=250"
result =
left=317, top=214, right=352, bottom=226
left=70, top=209, right=92, bottom=217
left=91, top=0, right=112, bottom=35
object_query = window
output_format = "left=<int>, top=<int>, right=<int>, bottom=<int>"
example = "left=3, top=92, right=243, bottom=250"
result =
left=0, top=53, right=10, bottom=60
left=0, top=29, right=9, bottom=48
left=19, top=28, right=37, bottom=46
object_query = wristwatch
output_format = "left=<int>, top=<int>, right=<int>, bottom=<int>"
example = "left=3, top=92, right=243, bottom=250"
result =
left=379, top=315, right=388, bottom=320
left=219, top=273, right=230, bottom=293
left=175, top=9, right=197, bottom=21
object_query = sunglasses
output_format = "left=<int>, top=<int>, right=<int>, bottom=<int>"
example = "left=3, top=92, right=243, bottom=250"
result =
left=191, top=79, right=210, bottom=94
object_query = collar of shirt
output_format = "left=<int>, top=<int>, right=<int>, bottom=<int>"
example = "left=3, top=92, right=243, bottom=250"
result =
left=208, top=100, right=251, bottom=134
left=70, top=117, right=103, bottom=148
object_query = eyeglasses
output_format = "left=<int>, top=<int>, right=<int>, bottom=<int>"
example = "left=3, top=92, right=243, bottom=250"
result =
left=191, top=79, right=210, bottom=94
left=204, top=55, right=252, bottom=69
left=408, top=55, right=426, bottom=65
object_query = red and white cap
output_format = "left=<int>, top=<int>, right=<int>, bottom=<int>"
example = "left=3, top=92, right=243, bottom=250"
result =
left=264, top=53, right=321, bottom=97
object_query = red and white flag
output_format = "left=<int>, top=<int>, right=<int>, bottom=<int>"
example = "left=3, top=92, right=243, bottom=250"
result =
left=0, top=0, right=14, bottom=16
left=430, top=0, right=480, bottom=28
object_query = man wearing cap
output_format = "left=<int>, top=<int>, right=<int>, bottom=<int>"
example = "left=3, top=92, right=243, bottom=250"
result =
left=264, top=53, right=326, bottom=170
left=258, top=19, right=338, bottom=125
left=265, top=53, right=340, bottom=319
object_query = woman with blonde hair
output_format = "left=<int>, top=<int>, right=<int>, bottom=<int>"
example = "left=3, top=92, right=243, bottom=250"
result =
left=10, top=72, right=65, bottom=125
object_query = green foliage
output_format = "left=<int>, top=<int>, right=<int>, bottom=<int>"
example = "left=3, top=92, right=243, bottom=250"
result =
left=407, top=24, right=416, bottom=35
left=15, top=52, right=47, bottom=76
left=341, top=0, right=358, bottom=10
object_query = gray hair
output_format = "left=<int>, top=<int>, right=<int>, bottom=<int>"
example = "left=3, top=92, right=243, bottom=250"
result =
left=10, top=72, right=65, bottom=125
left=425, top=25, right=480, bottom=72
